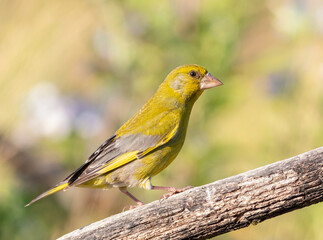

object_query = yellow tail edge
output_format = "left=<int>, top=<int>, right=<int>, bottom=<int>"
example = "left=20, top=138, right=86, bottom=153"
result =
left=25, top=182, right=69, bottom=207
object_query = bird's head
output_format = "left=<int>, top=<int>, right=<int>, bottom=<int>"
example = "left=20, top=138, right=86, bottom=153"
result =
left=162, top=64, right=223, bottom=104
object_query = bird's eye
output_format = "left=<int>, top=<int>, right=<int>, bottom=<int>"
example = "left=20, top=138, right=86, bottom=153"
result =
left=189, top=71, right=197, bottom=77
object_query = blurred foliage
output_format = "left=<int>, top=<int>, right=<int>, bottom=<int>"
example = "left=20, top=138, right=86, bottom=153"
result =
left=0, top=0, right=323, bottom=239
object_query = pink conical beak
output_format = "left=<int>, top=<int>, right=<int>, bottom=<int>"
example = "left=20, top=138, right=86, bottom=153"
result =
left=199, top=72, right=223, bottom=90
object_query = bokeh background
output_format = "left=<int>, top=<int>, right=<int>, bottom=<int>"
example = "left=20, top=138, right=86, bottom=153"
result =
left=1, top=0, right=323, bottom=239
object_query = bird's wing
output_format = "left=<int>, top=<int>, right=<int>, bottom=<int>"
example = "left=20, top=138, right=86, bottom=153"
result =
left=66, top=112, right=179, bottom=187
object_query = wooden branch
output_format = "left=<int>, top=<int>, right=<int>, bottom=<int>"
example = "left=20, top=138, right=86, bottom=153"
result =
left=58, top=147, right=323, bottom=240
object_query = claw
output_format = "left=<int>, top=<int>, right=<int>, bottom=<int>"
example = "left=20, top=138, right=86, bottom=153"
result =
left=122, top=202, right=144, bottom=211
left=157, top=186, right=193, bottom=201
left=129, top=202, right=144, bottom=209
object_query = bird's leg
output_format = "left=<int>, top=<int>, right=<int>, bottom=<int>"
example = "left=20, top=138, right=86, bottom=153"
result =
left=119, top=187, right=144, bottom=209
left=151, top=185, right=193, bottom=200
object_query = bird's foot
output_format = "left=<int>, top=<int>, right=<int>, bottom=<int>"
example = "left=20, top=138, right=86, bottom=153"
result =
left=119, top=187, right=144, bottom=211
left=129, top=201, right=144, bottom=209
left=123, top=202, right=144, bottom=211
left=159, top=186, right=193, bottom=201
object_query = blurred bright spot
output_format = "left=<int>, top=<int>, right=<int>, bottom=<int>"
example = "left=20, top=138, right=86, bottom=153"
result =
left=12, top=82, right=105, bottom=147
left=24, top=82, right=71, bottom=139
left=74, top=111, right=104, bottom=139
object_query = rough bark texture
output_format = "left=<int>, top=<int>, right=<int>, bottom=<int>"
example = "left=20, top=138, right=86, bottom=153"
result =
left=58, top=147, right=323, bottom=240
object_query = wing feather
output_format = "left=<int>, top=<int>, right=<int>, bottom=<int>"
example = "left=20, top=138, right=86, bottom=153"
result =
left=67, top=112, right=179, bottom=187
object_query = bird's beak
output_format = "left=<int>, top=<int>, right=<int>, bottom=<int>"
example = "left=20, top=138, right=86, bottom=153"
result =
left=199, top=72, right=223, bottom=90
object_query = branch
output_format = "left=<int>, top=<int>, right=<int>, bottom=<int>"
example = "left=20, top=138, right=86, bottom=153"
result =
left=58, top=147, right=323, bottom=240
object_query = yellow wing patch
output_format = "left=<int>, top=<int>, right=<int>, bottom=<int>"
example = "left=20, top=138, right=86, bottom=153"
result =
left=97, top=123, right=178, bottom=175
left=97, top=151, right=138, bottom=174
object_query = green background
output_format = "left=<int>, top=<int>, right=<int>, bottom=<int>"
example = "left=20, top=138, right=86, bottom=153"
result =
left=1, top=0, right=323, bottom=239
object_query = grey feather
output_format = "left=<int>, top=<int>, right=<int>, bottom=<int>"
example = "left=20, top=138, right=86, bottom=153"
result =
left=67, top=133, right=162, bottom=186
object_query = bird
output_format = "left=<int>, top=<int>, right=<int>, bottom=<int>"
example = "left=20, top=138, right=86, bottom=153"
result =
left=25, top=64, right=223, bottom=208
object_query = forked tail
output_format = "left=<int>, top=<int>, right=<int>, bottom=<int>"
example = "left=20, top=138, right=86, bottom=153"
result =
left=25, top=182, right=69, bottom=207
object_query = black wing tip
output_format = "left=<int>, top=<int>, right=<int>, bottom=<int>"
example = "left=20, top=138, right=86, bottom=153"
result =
left=68, top=134, right=117, bottom=186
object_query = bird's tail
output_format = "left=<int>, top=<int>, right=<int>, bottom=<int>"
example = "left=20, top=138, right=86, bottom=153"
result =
left=25, top=182, right=69, bottom=207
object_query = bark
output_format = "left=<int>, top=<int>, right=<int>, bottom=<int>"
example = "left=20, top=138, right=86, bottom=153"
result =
left=58, top=147, right=323, bottom=240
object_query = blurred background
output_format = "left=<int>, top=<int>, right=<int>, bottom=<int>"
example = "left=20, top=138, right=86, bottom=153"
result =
left=1, top=0, right=323, bottom=239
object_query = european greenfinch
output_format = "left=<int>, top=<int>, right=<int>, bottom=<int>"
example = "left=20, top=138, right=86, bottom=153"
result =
left=26, top=64, right=223, bottom=207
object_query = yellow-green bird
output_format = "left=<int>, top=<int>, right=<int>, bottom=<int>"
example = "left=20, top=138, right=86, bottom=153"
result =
left=25, top=64, right=223, bottom=207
